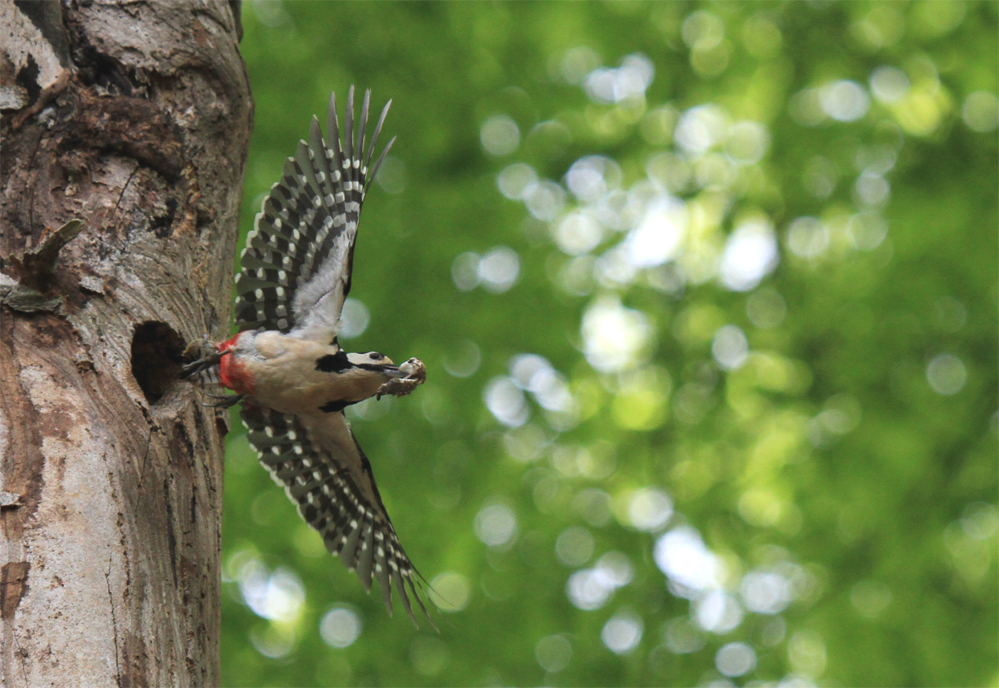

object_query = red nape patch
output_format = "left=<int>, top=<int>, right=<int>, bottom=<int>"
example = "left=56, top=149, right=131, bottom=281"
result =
left=218, top=335, right=255, bottom=395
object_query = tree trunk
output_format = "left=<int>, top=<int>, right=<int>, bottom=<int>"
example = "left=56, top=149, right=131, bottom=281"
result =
left=0, top=1, right=251, bottom=684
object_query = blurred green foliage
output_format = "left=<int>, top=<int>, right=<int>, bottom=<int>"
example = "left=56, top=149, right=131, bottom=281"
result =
left=220, top=2, right=998, bottom=686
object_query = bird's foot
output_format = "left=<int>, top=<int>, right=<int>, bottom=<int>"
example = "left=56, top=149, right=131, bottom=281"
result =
left=180, top=336, right=223, bottom=380
left=203, top=393, right=245, bottom=409
left=377, top=358, right=426, bottom=399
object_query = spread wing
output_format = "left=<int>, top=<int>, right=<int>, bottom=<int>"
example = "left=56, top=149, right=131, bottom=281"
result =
left=241, top=405, right=433, bottom=627
left=234, top=86, right=395, bottom=342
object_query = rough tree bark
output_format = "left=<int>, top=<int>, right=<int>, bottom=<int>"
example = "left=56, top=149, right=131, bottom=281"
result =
left=0, top=1, right=251, bottom=684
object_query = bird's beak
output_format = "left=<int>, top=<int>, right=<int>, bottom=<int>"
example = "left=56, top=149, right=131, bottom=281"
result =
left=382, top=365, right=402, bottom=377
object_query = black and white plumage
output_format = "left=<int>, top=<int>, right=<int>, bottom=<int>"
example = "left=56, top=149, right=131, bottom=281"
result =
left=241, top=405, right=429, bottom=624
left=182, top=87, right=431, bottom=626
left=234, top=86, right=393, bottom=340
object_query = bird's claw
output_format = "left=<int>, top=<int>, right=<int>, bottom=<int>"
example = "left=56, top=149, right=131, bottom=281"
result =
left=202, top=393, right=245, bottom=409
left=180, top=336, right=223, bottom=380
left=377, top=358, right=426, bottom=399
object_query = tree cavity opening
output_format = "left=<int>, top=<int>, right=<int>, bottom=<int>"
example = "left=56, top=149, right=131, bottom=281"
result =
left=130, top=321, right=185, bottom=403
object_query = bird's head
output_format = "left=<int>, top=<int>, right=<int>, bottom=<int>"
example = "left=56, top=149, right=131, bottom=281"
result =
left=346, top=351, right=402, bottom=377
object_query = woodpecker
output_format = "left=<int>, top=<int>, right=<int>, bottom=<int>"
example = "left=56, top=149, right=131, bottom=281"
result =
left=182, top=87, right=432, bottom=626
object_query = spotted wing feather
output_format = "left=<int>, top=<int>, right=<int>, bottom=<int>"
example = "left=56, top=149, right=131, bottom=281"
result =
left=241, top=405, right=432, bottom=627
left=234, top=87, right=395, bottom=341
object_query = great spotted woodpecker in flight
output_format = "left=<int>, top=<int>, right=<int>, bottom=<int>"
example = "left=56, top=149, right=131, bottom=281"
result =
left=182, top=87, right=431, bottom=625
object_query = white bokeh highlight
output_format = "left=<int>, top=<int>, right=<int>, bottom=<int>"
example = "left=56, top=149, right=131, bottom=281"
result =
left=601, top=609, right=644, bottom=654
left=653, top=526, right=722, bottom=596
left=429, top=571, right=472, bottom=612
left=535, top=634, right=573, bottom=673
left=481, top=115, right=521, bottom=156
left=474, top=502, right=518, bottom=548
left=478, top=246, right=521, bottom=293
left=819, top=80, right=870, bottom=122
left=926, top=354, right=967, bottom=395
left=624, top=197, right=687, bottom=268
left=716, top=641, right=757, bottom=677
left=565, top=551, right=634, bottom=611
left=741, top=569, right=793, bottom=615
left=585, top=53, right=654, bottom=104
left=338, top=297, right=370, bottom=339
left=319, top=606, right=362, bottom=648
left=498, top=163, right=539, bottom=200
left=694, top=590, right=744, bottom=634
left=484, top=376, right=529, bottom=427
left=675, top=104, right=730, bottom=155
left=627, top=487, right=674, bottom=532
left=238, top=560, right=305, bottom=624
left=718, top=219, right=779, bottom=291
left=581, top=297, right=652, bottom=373
left=712, top=325, right=749, bottom=371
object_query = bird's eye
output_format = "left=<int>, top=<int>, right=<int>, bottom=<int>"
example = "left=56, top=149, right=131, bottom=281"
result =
left=370, top=352, right=384, bottom=361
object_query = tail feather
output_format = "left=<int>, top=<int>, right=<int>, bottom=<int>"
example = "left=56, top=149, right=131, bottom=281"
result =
left=193, top=366, right=221, bottom=385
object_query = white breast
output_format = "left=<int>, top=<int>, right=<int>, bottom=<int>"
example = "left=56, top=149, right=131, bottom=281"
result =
left=238, top=332, right=388, bottom=415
